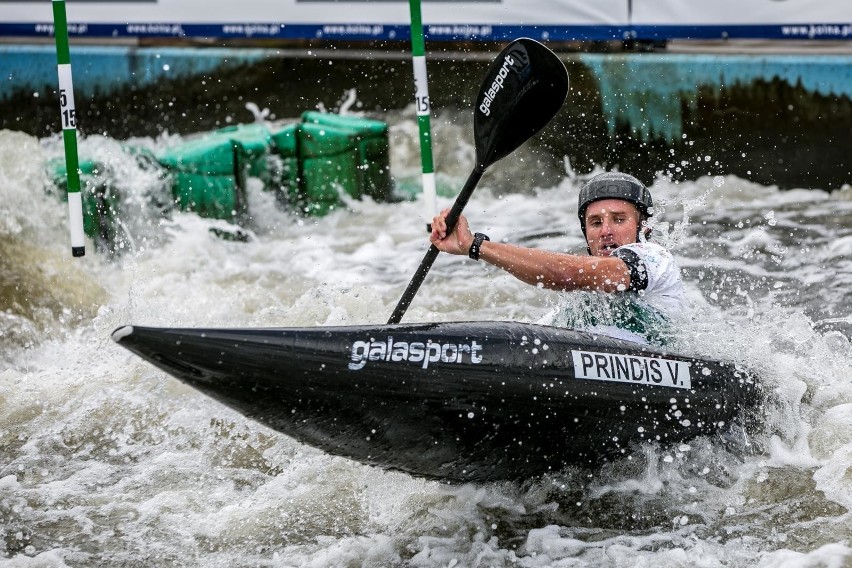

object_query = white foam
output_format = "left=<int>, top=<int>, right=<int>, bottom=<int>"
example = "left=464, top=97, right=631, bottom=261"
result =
left=2, top=123, right=852, bottom=566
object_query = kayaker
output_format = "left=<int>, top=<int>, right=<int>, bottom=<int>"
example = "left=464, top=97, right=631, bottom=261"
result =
left=429, top=171, right=688, bottom=344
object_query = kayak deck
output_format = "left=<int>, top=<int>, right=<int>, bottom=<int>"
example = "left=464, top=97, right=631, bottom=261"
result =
left=112, top=321, right=761, bottom=482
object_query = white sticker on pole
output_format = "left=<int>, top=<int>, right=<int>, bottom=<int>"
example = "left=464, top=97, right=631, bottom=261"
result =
left=412, top=55, right=430, bottom=116
left=67, top=191, right=86, bottom=249
left=57, top=64, right=77, bottom=130
left=422, top=171, right=436, bottom=224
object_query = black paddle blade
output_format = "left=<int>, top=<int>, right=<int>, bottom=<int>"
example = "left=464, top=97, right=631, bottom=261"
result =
left=474, top=38, right=569, bottom=169
left=387, top=39, right=568, bottom=325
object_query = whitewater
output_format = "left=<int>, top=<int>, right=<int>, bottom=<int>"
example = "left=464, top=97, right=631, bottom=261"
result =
left=1, top=110, right=851, bottom=567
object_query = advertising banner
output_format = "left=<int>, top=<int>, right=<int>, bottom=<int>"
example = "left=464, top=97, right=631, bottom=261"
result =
left=632, top=0, right=852, bottom=40
left=1, top=0, right=849, bottom=41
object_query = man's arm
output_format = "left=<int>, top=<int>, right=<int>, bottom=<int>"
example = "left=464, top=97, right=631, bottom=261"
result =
left=476, top=240, right=632, bottom=293
left=429, top=209, right=631, bottom=293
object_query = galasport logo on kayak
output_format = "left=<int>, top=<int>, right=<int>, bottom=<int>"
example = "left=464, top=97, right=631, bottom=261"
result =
left=349, top=337, right=484, bottom=370
left=571, top=350, right=693, bottom=390
left=479, top=54, right=515, bottom=117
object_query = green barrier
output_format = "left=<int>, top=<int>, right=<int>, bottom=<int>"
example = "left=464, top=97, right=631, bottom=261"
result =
left=299, top=122, right=362, bottom=212
left=300, top=121, right=385, bottom=215
left=48, top=158, right=119, bottom=252
left=157, top=115, right=392, bottom=219
left=45, top=114, right=393, bottom=246
left=268, top=122, right=302, bottom=209
left=42, top=115, right=395, bottom=256
left=267, top=115, right=393, bottom=216
left=301, top=111, right=392, bottom=203
left=157, top=136, right=249, bottom=221
left=209, top=123, right=273, bottom=179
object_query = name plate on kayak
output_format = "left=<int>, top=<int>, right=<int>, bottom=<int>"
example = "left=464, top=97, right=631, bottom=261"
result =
left=571, top=350, right=692, bottom=389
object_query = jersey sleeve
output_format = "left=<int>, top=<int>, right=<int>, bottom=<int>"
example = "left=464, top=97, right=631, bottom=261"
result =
left=612, top=247, right=648, bottom=292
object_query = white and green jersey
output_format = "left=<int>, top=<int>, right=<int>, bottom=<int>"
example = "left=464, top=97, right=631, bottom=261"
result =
left=611, top=241, right=688, bottom=320
left=544, top=242, right=687, bottom=345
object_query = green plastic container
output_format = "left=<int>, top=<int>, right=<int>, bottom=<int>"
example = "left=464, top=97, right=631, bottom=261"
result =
left=155, top=114, right=392, bottom=220
left=299, top=122, right=362, bottom=204
left=268, top=122, right=350, bottom=216
left=301, top=111, right=392, bottom=202
left=157, top=136, right=249, bottom=221
left=209, top=123, right=274, bottom=179
left=269, top=122, right=301, bottom=208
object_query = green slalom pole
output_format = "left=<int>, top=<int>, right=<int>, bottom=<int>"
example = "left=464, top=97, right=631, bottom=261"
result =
left=409, top=0, right=437, bottom=232
left=52, top=0, right=86, bottom=257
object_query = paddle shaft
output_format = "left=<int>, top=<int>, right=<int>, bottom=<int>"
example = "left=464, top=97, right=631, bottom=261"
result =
left=387, top=165, right=485, bottom=324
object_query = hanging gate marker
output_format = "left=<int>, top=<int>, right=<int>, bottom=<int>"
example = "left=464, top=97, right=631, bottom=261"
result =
left=52, top=0, right=86, bottom=257
left=409, top=0, right=437, bottom=232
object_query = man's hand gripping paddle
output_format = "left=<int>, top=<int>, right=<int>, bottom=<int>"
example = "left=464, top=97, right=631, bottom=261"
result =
left=388, top=38, right=569, bottom=324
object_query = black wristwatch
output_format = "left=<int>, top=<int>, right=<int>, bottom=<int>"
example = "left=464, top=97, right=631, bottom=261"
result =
left=468, top=232, right=490, bottom=261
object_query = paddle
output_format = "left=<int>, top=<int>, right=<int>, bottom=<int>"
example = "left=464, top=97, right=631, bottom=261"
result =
left=387, top=38, right=569, bottom=324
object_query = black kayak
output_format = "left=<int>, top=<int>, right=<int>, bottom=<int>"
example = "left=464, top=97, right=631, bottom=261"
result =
left=112, top=321, right=761, bottom=482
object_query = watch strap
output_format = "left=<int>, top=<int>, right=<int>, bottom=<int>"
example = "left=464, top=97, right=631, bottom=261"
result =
left=468, top=232, right=490, bottom=260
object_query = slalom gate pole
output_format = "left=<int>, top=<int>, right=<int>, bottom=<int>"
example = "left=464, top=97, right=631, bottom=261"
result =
left=408, top=0, right=437, bottom=232
left=52, top=0, right=86, bottom=257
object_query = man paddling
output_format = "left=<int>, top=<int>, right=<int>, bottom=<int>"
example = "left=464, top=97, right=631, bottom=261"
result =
left=430, top=172, right=688, bottom=344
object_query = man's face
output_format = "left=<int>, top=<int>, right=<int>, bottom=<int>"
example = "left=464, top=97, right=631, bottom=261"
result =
left=584, top=199, right=642, bottom=257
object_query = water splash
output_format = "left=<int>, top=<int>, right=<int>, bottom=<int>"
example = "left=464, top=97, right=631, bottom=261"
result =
left=1, top=124, right=852, bottom=566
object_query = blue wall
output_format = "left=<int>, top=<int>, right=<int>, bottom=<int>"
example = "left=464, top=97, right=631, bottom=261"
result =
left=1, top=45, right=271, bottom=101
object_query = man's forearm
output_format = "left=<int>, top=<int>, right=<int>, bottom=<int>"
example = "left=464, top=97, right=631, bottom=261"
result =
left=477, top=240, right=630, bottom=292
